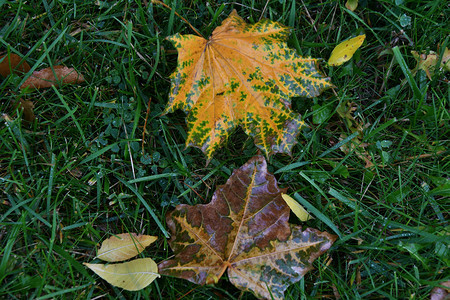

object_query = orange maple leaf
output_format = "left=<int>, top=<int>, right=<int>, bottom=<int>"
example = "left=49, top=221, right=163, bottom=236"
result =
left=164, top=10, right=332, bottom=159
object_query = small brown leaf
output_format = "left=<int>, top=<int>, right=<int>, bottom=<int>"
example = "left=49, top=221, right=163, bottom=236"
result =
left=13, top=98, right=35, bottom=123
left=0, top=53, right=31, bottom=77
left=96, top=233, right=157, bottom=262
left=20, top=65, right=85, bottom=90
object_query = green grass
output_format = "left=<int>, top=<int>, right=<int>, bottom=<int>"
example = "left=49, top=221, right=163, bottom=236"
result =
left=1, top=0, right=448, bottom=299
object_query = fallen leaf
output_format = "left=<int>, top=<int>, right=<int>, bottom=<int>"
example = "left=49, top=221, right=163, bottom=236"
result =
left=282, top=193, right=313, bottom=221
left=411, top=47, right=450, bottom=80
left=164, top=10, right=332, bottom=159
left=158, top=156, right=336, bottom=299
left=328, top=35, right=366, bottom=66
left=96, top=233, right=157, bottom=262
left=336, top=101, right=373, bottom=168
left=0, top=53, right=30, bottom=77
left=345, top=0, right=358, bottom=11
left=430, top=280, right=450, bottom=300
left=20, top=65, right=85, bottom=90
left=13, top=99, right=35, bottom=123
left=339, top=133, right=373, bottom=169
left=84, top=258, right=160, bottom=291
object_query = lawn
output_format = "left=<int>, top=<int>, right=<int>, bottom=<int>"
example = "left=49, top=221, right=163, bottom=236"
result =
left=1, top=0, right=449, bottom=299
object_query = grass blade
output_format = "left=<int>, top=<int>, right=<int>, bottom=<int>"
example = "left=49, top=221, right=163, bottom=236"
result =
left=293, top=193, right=341, bottom=238
left=116, top=177, right=169, bottom=238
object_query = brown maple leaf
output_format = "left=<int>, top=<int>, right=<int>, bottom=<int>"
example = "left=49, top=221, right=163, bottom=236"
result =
left=164, top=10, right=332, bottom=159
left=158, top=156, right=336, bottom=299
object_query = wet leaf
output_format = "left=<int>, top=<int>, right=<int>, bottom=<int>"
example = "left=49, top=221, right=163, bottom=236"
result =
left=0, top=53, right=30, bottom=77
left=159, top=156, right=336, bottom=299
left=411, top=47, right=450, bottom=80
left=96, top=233, right=157, bottom=262
left=13, top=99, right=35, bottom=123
left=328, top=35, right=366, bottom=66
left=164, top=10, right=332, bottom=159
left=282, top=193, right=313, bottom=221
left=84, top=258, right=160, bottom=291
left=20, top=65, right=85, bottom=90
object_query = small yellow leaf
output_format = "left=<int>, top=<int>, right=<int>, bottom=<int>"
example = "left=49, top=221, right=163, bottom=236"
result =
left=96, top=233, right=157, bottom=262
left=84, top=258, right=160, bottom=291
left=328, top=34, right=366, bottom=66
left=345, top=0, right=358, bottom=11
left=281, top=193, right=313, bottom=222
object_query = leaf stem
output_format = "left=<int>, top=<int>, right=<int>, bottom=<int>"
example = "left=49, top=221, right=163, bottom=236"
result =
left=152, top=0, right=204, bottom=38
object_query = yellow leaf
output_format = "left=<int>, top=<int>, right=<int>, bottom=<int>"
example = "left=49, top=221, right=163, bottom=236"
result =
left=84, top=258, right=160, bottom=291
left=96, top=233, right=157, bottom=262
left=328, top=34, right=366, bottom=66
left=345, top=0, right=358, bottom=11
left=282, top=193, right=313, bottom=222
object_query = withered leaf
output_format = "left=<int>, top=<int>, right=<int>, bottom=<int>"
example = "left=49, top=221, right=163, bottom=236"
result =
left=158, top=156, right=336, bottom=299
left=411, top=47, right=450, bottom=80
left=0, top=53, right=31, bottom=77
left=20, top=65, right=85, bottom=90
left=164, top=10, right=332, bottom=159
